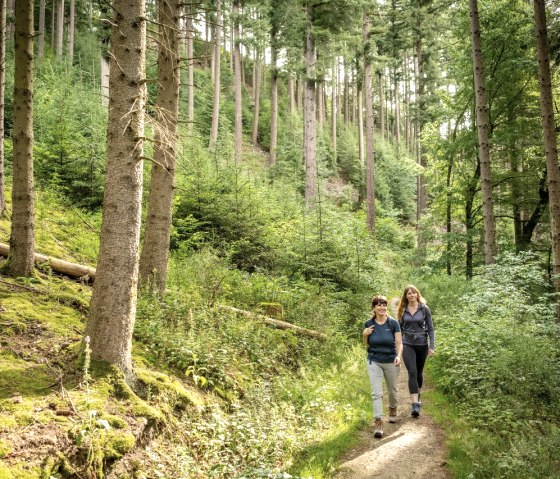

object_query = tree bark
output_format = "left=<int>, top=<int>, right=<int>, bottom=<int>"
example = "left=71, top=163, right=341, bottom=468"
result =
left=0, top=0, right=6, bottom=215
left=251, top=49, right=261, bottom=145
left=378, top=71, right=384, bottom=141
left=186, top=4, right=194, bottom=131
left=304, top=2, right=317, bottom=209
left=331, top=62, right=337, bottom=167
left=269, top=34, right=278, bottom=166
left=66, top=0, right=74, bottom=62
left=469, top=0, right=497, bottom=264
left=357, top=81, right=364, bottom=167
left=55, top=0, right=64, bottom=58
left=288, top=74, right=295, bottom=115
left=86, top=0, right=146, bottom=380
left=0, top=243, right=96, bottom=279
left=394, top=71, right=401, bottom=158
left=364, top=11, right=376, bottom=236
left=534, top=0, right=560, bottom=317
left=37, top=0, right=45, bottom=58
left=10, top=0, right=35, bottom=277
left=218, top=304, right=326, bottom=340
left=208, top=0, right=221, bottom=150
left=233, top=0, right=242, bottom=163
left=139, top=0, right=180, bottom=293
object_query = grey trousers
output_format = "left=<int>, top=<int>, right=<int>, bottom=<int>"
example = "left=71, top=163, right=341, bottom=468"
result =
left=366, top=360, right=400, bottom=419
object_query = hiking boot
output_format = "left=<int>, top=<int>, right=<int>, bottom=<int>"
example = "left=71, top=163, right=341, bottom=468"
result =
left=373, top=418, right=384, bottom=438
left=388, top=407, right=398, bottom=423
left=411, top=402, right=421, bottom=417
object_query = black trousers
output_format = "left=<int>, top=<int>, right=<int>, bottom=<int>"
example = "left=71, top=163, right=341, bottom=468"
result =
left=403, top=343, right=429, bottom=394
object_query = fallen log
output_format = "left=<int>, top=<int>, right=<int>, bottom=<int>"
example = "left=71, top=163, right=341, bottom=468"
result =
left=0, top=243, right=96, bottom=281
left=217, top=304, right=327, bottom=341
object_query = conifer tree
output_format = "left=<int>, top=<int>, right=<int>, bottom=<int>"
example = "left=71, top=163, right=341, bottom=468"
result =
left=469, top=0, right=497, bottom=264
left=86, top=0, right=146, bottom=379
left=9, top=0, right=35, bottom=277
left=139, top=0, right=181, bottom=292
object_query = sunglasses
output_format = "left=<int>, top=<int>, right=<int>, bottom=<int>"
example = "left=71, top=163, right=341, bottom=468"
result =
left=372, top=301, right=388, bottom=307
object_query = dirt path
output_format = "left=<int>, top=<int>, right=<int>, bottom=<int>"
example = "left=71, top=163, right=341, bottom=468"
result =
left=334, top=369, right=448, bottom=479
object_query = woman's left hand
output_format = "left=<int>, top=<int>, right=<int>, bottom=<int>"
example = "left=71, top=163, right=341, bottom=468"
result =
left=394, top=356, right=401, bottom=366
left=428, top=348, right=434, bottom=357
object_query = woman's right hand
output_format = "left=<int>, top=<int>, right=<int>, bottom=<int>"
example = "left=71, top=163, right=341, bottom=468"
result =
left=362, top=326, right=374, bottom=338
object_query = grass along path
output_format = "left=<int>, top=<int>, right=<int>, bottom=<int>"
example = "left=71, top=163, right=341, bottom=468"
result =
left=334, top=364, right=448, bottom=479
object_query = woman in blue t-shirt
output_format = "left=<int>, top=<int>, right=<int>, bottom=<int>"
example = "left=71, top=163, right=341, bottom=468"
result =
left=362, top=295, right=403, bottom=438
left=397, top=285, right=435, bottom=418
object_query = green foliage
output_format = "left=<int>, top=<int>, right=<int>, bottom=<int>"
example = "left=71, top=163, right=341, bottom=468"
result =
left=427, top=253, right=560, bottom=477
left=32, top=61, right=107, bottom=209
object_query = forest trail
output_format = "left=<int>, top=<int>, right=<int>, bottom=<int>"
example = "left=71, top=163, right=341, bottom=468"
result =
left=334, top=369, right=448, bottom=479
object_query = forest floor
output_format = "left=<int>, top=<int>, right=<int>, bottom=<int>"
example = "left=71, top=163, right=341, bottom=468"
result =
left=334, top=369, right=449, bottom=479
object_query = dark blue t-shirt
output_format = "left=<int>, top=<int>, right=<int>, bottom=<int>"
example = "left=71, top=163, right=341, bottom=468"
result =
left=364, top=317, right=401, bottom=363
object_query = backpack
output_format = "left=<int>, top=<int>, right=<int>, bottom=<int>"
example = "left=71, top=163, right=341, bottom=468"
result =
left=399, top=305, right=428, bottom=341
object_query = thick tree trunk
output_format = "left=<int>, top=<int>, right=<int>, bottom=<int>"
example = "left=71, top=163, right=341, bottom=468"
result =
left=233, top=0, right=242, bottom=163
left=37, top=0, right=45, bottom=58
left=10, top=0, right=35, bottom=277
left=303, top=3, right=317, bottom=209
left=269, top=39, right=278, bottom=166
left=364, top=11, right=376, bottom=236
left=66, top=0, right=74, bottom=62
left=186, top=5, right=194, bottom=131
left=139, top=0, right=180, bottom=293
left=469, top=0, right=497, bottom=264
left=0, top=0, right=6, bottom=215
left=208, top=0, right=221, bottom=150
left=55, top=0, right=64, bottom=58
left=534, top=0, right=560, bottom=317
left=86, top=0, right=146, bottom=380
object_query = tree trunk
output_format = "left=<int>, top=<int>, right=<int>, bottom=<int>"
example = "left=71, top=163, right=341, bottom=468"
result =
left=288, top=74, right=295, bottom=115
left=56, top=0, right=64, bottom=58
left=404, top=52, right=410, bottom=151
left=269, top=38, right=278, bottom=166
left=394, top=72, right=401, bottom=158
left=469, top=0, right=497, bottom=264
left=5, top=0, right=12, bottom=38
left=9, top=0, right=35, bottom=277
left=414, top=41, right=427, bottom=226
left=186, top=4, right=194, bottom=131
left=50, top=0, right=55, bottom=49
left=297, top=75, right=303, bottom=111
left=233, top=0, right=242, bottom=163
left=465, top=161, right=480, bottom=279
left=364, top=11, right=376, bottom=236
left=251, top=50, right=261, bottom=145
left=304, top=2, right=317, bottom=209
left=100, top=54, right=110, bottom=106
left=357, top=82, right=364, bottom=166
left=343, top=59, right=349, bottom=125
left=534, top=0, right=560, bottom=317
left=86, top=0, right=146, bottom=380
left=208, top=0, right=221, bottom=150
left=0, top=0, right=6, bottom=215
left=139, top=0, right=180, bottom=293
left=331, top=62, right=337, bottom=167
left=66, top=0, right=74, bottom=62
left=378, top=71, right=384, bottom=141
left=37, top=0, right=45, bottom=58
